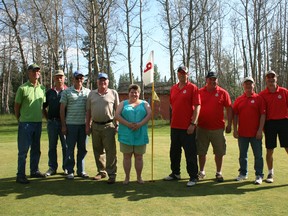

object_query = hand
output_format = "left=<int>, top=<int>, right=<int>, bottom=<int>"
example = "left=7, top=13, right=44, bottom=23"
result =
left=187, top=124, right=195, bottom=135
left=85, top=125, right=91, bottom=136
left=233, top=130, right=238, bottom=139
left=256, top=130, right=263, bottom=140
left=225, top=125, right=232, bottom=133
left=61, top=125, right=67, bottom=136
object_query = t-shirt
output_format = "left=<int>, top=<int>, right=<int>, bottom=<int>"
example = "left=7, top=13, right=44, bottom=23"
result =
left=170, top=82, right=201, bottom=129
left=15, top=81, right=46, bottom=122
left=198, top=85, right=231, bottom=130
left=233, top=93, right=266, bottom=137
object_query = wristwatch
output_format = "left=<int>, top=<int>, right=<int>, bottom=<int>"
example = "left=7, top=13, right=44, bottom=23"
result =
left=190, top=122, right=196, bottom=126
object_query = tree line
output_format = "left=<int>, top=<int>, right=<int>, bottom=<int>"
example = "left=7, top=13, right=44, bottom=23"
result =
left=1, top=0, right=288, bottom=114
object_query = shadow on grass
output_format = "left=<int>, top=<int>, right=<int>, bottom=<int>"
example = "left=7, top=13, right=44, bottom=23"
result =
left=1, top=175, right=288, bottom=201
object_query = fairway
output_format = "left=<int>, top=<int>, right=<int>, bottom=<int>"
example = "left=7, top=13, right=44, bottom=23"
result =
left=0, top=117, right=287, bottom=216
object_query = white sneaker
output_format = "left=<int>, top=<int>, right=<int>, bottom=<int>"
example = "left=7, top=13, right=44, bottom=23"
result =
left=67, top=173, right=74, bottom=180
left=266, top=174, right=274, bottom=183
left=163, top=174, right=181, bottom=181
left=198, top=172, right=206, bottom=180
left=236, top=174, right=248, bottom=181
left=187, top=179, right=197, bottom=187
left=254, top=176, right=263, bottom=185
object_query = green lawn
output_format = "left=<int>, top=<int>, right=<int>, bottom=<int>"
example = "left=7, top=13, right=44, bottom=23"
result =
left=0, top=115, right=287, bottom=216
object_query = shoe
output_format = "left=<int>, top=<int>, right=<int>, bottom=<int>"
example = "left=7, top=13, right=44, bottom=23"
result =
left=63, top=169, right=68, bottom=175
left=93, top=172, right=107, bottom=180
left=266, top=173, right=274, bottom=183
left=198, top=172, right=206, bottom=180
left=67, top=173, right=74, bottom=180
left=77, top=172, right=89, bottom=179
left=163, top=173, right=181, bottom=181
left=30, top=171, right=46, bottom=178
left=255, top=176, right=263, bottom=185
left=215, top=173, right=224, bottom=182
left=187, top=178, right=197, bottom=187
left=16, top=176, right=30, bottom=184
left=45, top=168, right=56, bottom=176
left=236, top=174, right=248, bottom=181
left=107, top=177, right=116, bottom=184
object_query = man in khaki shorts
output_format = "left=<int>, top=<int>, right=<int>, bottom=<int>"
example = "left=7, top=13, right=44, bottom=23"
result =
left=196, top=71, right=232, bottom=182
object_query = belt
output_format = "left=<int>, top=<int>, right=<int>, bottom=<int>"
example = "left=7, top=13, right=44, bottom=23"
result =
left=93, top=119, right=113, bottom=125
left=48, top=118, right=61, bottom=121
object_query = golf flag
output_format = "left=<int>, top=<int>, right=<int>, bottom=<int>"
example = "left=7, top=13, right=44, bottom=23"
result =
left=143, top=51, right=154, bottom=85
left=152, top=91, right=160, bottom=102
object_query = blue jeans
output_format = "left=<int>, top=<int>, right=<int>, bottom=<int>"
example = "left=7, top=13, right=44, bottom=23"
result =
left=17, top=122, right=42, bottom=177
left=47, top=119, right=67, bottom=171
left=238, top=137, right=264, bottom=177
left=65, top=125, right=87, bottom=174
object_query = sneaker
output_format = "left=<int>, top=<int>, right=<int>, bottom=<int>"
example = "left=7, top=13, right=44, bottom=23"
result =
left=45, top=167, right=56, bottom=176
left=63, top=169, right=68, bottom=175
left=30, top=171, right=46, bottom=178
left=255, top=176, right=263, bottom=185
left=67, top=173, right=74, bottom=180
left=77, top=172, right=89, bottom=179
left=93, top=172, right=107, bottom=180
left=266, top=173, right=274, bottom=183
left=198, top=172, right=206, bottom=180
left=107, top=177, right=116, bottom=184
left=235, top=174, right=248, bottom=181
left=16, top=176, right=30, bottom=184
left=187, top=178, right=197, bottom=187
left=163, top=173, right=181, bottom=181
left=215, top=173, right=224, bottom=182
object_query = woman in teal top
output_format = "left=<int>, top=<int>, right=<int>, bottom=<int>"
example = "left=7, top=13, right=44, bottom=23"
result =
left=116, top=84, right=151, bottom=184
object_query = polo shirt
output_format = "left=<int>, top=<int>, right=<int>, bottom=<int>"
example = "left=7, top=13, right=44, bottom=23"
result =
left=170, top=81, right=201, bottom=129
left=259, top=86, right=288, bottom=120
left=198, top=85, right=231, bottom=130
left=15, top=81, right=45, bottom=122
left=43, top=86, right=67, bottom=119
left=60, top=86, right=90, bottom=125
left=233, top=93, right=266, bottom=137
left=86, top=88, right=119, bottom=122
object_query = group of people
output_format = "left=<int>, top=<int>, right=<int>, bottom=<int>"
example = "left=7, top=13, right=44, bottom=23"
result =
left=15, top=64, right=151, bottom=185
left=14, top=63, right=288, bottom=187
left=163, top=66, right=288, bottom=187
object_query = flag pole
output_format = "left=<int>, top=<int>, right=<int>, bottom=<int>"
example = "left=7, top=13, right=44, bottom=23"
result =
left=151, top=81, right=155, bottom=182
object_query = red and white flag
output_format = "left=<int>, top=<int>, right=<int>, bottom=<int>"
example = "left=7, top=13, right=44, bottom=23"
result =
left=143, top=51, right=154, bottom=85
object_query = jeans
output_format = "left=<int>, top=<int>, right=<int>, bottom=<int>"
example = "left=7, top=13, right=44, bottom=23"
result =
left=238, top=137, right=264, bottom=177
left=17, top=122, right=42, bottom=177
left=170, top=128, right=198, bottom=179
left=65, top=124, right=87, bottom=174
left=47, top=119, right=67, bottom=171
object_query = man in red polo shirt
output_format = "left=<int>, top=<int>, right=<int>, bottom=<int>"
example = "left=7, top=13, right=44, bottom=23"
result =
left=233, top=77, right=265, bottom=184
left=196, top=71, right=232, bottom=182
left=259, top=70, right=288, bottom=183
left=163, top=66, right=201, bottom=187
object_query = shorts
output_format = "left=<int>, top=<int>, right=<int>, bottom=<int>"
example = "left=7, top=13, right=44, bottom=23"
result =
left=264, top=119, right=288, bottom=149
left=120, top=143, right=147, bottom=154
left=196, top=127, right=226, bottom=156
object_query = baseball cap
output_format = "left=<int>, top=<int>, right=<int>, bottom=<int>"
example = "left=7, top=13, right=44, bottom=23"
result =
left=177, top=66, right=188, bottom=73
left=265, top=70, right=277, bottom=77
left=98, top=73, right=108, bottom=79
left=73, top=71, right=84, bottom=77
left=28, top=63, right=40, bottom=70
left=205, top=71, right=217, bottom=78
left=243, top=76, right=254, bottom=83
left=54, top=70, right=65, bottom=76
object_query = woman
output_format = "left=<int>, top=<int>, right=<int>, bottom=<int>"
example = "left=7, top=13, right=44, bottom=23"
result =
left=115, top=84, right=151, bottom=184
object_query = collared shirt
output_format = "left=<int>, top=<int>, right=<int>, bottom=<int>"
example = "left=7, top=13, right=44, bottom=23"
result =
left=15, top=81, right=46, bottom=122
left=233, top=92, right=266, bottom=137
left=259, top=86, right=288, bottom=120
left=198, top=85, right=231, bottom=130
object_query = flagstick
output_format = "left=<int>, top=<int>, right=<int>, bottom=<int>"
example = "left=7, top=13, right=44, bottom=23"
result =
left=150, top=82, right=155, bottom=182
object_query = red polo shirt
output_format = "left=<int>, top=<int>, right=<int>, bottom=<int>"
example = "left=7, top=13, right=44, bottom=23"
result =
left=259, top=86, right=288, bottom=120
left=198, top=85, right=231, bottom=130
left=170, top=82, right=201, bottom=129
left=233, top=93, right=266, bottom=137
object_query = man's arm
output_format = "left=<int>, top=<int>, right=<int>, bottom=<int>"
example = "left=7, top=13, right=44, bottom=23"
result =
left=60, top=103, right=67, bottom=135
left=225, top=106, right=233, bottom=133
left=14, top=103, right=21, bottom=122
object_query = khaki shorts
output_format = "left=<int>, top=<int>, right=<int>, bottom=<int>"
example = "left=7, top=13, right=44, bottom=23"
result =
left=120, top=143, right=147, bottom=154
left=196, top=127, right=226, bottom=156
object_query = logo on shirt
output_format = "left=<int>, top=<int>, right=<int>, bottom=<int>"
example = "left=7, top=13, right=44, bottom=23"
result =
left=183, top=90, right=187, bottom=94
left=278, top=95, right=282, bottom=99
left=251, top=100, right=255, bottom=104
left=215, top=93, right=219, bottom=97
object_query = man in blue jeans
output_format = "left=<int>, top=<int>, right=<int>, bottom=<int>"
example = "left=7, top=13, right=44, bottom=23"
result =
left=14, top=63, right=46, bottom=184
left=233, top=77, right=266, bottom=184
left=43, top=70, right=67, bottom=176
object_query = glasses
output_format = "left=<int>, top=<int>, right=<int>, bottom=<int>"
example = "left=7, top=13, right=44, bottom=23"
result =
left=75, top=76, right=84, bottom=80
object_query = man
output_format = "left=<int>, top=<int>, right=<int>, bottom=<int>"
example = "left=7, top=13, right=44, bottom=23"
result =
left=196, top=71, right=232, bottom=182
left=60, top=71, right=90, bottom=180
left=259, top=70, right=288, bottom=183
left=43, top=70, right=68, bottom=176
left=163, top=66, right=200, bottom=187
left=233, top=77, right=265, bottom=184
left=86, top=72, right=119, bottom=184
left=14, top=63, right=46, bottom=184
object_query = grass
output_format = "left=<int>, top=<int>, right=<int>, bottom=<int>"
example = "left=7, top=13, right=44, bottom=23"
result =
left=0, top=114, right=288, bottom=215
